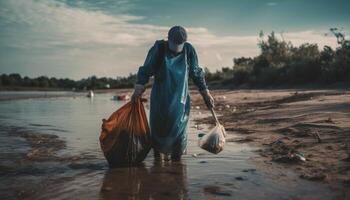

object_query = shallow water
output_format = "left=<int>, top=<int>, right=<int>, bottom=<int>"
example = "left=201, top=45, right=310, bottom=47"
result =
left=0, top=92, right=343, bottom=200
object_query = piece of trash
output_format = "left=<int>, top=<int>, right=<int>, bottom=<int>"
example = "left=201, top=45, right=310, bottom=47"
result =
left=192, top=153, right=198, bottom=158
left=87, top=90, right=94, bottom=98
left=294, top=153, right=306, bottom=162
left=195, top=106, right=200, bottom=109
left=273, top=152, right=306, bottom=163
left=325, top=117, right=333, bottom=123
left=198, top=133, right=206, bottom=138
left=199, top=108, right=226, bottom=154
left=225, top=105, right=230, bottom=109
left=216, top=96, right=227, bottom=100
left=232, top=107, right=237, bottom=113
left=112, top=94, right=130, bottom=101
left=99, top=99, right=151, bottom=167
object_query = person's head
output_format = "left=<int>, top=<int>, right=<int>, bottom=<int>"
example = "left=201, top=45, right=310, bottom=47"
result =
left=168, top=26, right=187, bottom=53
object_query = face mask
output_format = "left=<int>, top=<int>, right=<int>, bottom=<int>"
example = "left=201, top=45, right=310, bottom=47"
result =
left=168, top=40, right=184, bottom=53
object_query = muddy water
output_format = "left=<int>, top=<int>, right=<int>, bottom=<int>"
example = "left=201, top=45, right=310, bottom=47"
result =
left=0, top=92, right=342, bottom=200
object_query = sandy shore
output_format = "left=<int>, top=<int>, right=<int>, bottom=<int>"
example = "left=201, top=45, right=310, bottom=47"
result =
left=1, top=88, right=349, bottom=199
left=188, top=89, right=350, bottom=193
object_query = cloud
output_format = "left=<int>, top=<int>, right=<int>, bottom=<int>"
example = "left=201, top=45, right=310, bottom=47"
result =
left=267, top=2, right=277, bottom=6
left=0, top=0, right=340, bottom=79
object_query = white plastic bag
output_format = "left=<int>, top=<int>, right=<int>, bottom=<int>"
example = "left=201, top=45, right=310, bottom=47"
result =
left=199, top=108, right=226, bottom=154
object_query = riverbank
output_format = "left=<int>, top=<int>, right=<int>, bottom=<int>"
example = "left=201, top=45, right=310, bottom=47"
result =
left=0, top=89, right=349, bottom=199
left=189, top=89, right=350, bottom=196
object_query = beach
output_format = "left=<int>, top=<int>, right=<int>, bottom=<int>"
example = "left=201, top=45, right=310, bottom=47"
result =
left=0, top=89, right=349, bottom=199
left=190, top=89, right=350, bottom=195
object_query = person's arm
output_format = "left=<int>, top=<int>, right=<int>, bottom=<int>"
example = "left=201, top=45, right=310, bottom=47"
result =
left=132, top=41, right=160, bottom=101
left=136, top=41, right=160, bottom=85
left=187, top=43, right=208, bottom=91
left=187, top=43, right=214, bottom=108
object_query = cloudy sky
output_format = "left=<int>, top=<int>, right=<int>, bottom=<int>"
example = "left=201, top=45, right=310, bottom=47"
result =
left=0, top=0, right=349, bottom=79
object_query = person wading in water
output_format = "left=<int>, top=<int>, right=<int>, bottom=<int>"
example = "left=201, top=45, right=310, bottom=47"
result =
left=132, top=26, right=214, bottom=161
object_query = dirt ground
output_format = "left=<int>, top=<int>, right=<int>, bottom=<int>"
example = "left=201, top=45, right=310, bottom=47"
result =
left=188, top=89, right=350, bottom=191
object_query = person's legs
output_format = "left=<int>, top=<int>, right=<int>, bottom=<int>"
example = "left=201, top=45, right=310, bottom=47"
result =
left=153, top=148, right=161, bottom=161
left=171, top=141, right=186, bottom=161
left=153, top=148, right=171, bottom=162
left=171, top=152, right=182, bottom=161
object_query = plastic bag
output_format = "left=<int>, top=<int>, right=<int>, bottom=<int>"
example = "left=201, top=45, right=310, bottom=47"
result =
left=199, top=123, right=226, bottom=154
left=99, top=99, right=151, bottom=167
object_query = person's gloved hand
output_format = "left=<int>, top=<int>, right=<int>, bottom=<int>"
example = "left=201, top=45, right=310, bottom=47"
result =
left=131, top=84, right=145, bottom=102
left=200, top=89, right=215, bottom=109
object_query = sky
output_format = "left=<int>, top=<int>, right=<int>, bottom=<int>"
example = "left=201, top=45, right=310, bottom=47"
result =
left=0, top=0, right=349, bottom=79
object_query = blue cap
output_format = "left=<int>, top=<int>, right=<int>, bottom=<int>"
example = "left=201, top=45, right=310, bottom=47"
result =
left=168, top=26, right=187, bottom=45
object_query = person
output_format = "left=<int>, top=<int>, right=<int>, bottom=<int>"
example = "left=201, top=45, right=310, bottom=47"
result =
left=132, top=26, right=214, bottom=161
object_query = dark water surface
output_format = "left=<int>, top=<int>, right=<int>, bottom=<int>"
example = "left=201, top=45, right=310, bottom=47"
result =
left=0, top=92, right=343, bottom=200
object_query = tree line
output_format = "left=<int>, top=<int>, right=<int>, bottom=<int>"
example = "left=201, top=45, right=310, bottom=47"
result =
left=1, top=28, right=349, bottom=90
left=205, top=28, right=350, bottom=87
left=0, top=74, right=137, bottom=90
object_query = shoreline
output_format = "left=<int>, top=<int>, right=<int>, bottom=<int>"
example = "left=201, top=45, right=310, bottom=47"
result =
left=0, top=89, right=135, bottom=101
left=1, top=88, right=349, bottom=198
left=189, top=89, right=350, bottom=195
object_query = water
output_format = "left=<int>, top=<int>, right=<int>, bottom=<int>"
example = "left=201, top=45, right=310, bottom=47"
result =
left=0, top=92, right=342, bottom=200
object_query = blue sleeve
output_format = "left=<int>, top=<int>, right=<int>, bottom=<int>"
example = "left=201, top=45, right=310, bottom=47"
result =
left=136, top=41, right=160, bottom=85
left=187, top=43, right=208, bottom=91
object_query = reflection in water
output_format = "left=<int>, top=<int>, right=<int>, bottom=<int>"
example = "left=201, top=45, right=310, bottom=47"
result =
left=100, top=161, right=188, bottom=200
left=0, top=93, right=343, bottom=200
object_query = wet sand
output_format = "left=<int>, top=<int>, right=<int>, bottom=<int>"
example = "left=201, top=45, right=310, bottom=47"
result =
left=190, top=89, right=350, bottom=197
left=0, top=90, right=349, bottom=199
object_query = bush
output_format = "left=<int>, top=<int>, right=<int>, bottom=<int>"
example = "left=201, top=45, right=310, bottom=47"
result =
left=204, top=28, right=350, bottom=87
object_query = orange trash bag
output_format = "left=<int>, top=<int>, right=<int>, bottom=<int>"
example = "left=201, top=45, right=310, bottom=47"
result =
left=99, top=99, right=151, bottom=167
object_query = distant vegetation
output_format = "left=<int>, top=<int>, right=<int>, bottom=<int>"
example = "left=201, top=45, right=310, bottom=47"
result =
left=205, top=28, right=350, bottom=87
left=1, top=28, right=349, bottom=90
left=0, top=74, right=137, bottom=90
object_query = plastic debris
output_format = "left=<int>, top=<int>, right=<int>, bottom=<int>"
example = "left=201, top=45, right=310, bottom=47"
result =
left=199, top=108, right=226, bottom=154
left=99, top=99, right=151, bottom=167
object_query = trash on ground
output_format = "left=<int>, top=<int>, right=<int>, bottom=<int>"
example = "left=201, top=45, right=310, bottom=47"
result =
left=263, top=138, right=307, bottom=164
left=192, top=153, right=205, bottom=158
left=86, top=90, right=94, bottom=98
left=273, top=152, right=306, bottom=163
left=99, top=98, right=151, bottom=167
left=216, top=95, right=226, bottom=100
left=113, top=94, right=130, bottom=101
left=232, top=107, right=237, bottom=113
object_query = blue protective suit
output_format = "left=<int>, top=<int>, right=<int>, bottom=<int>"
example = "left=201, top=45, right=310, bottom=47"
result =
left=136, top=40, right=207, bottom=155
